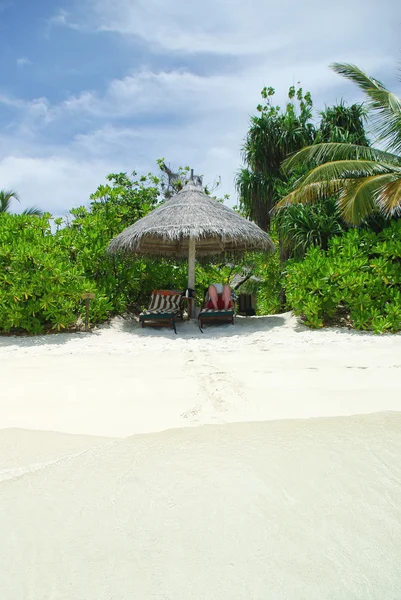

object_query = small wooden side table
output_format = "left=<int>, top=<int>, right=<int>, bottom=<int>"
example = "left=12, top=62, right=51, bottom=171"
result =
left=181, top=295, right=195, bottom=320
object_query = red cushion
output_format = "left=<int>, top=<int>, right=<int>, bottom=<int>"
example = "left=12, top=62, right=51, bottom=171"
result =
left=207, top=296, right=230, bottom=310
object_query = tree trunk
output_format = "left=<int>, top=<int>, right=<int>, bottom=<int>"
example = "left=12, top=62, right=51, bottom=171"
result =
left=251, top=192, right=272, bottom=232
left=278, top=234, right=290, bottom=310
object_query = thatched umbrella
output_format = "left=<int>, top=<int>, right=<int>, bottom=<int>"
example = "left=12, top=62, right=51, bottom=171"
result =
left=108, top=177, right=275, bottom=316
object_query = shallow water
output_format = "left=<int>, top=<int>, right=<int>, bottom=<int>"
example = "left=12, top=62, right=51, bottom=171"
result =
left=1, top=413, right=401, bottom=599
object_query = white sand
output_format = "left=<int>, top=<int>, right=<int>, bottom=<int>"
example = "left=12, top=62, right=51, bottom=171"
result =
left=1, top=314, right=401, bottom=599
left=0, top=428, right=114, bottom=482
left=1, top=414, right=401, bottom=599
left=1, top=313, right=401, bottom=436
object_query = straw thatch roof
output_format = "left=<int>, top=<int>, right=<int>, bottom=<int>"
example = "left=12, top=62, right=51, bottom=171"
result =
left=108, top=182, right=275, bottom=257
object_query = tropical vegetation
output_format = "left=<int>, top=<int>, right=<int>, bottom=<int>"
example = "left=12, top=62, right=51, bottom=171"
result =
left=236, top=84, right=370, bottom=232
left=236, top=85, right=315, bottom=232
left=0, top=169, right=243, bottom=334
left=0, top=189, right=43, bottom=216
left=276, top=63, right=401, bottom=225
left=1, top=61, right=401, bottom=335
left=285, top=222, right=401, bottom=333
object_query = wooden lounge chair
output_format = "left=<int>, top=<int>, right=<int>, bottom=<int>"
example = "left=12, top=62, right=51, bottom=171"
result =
left=198, top=285, right=236, bottom=331
left=139, top=290, right=183, bottom=334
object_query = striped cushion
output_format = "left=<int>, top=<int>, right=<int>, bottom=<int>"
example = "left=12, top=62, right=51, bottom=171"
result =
left=147, top=292, right=182, bottom=313
left=141, top=308, right=179, bottom=316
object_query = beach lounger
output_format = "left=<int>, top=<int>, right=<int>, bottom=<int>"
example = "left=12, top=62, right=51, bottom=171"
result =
left=198, top=284, right=236, bottom=331
left=139, top=290, right=183, bottom=334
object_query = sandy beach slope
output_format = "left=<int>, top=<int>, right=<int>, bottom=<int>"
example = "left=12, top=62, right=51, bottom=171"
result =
left=1, top=413, right=400, bottom=600
left=1, top=314, right=401, bottom=599
left=0, top=428, right=114, bottom=482
left=1, top=313, right=401, bottom=436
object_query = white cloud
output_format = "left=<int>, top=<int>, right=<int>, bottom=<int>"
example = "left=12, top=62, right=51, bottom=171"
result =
left=94, top=0, right=288, bottom=56
left=0, top=93, right=51, bottom=140
left=57, top=57, right=353, bottom=126
left=59, top=70, right=245, bottom=118
left=47, top=9, right=81, bottom=30
left=88, top=0, right=398, bottom=59
left=16, top=57, right=32, bottom=67
left=0, top=0, right=398, bottom=216
left=1, top=53, right=399, bottom=214
left=0, top=155, right=118, bottom=215
left=0, top=93, right=49, bottom=115
left=0, top=93, right=26, bottom=110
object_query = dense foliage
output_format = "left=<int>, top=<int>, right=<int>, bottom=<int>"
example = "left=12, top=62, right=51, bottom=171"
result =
left=317, top=101, right=369, bottom=145
left=238, top=252, right=283, bottom=315
left=285, top=221, right=401, bottom=333
left=55, top=171, right=163, bottom=317
left=0, top=169, right=253, bottom=334
left=278, top=63, right=401, bottom=225
left=274, top=199, right=345, bottom=259
left=236, top=84, right=369, bottom=232
left=0, top=172, right=184, bottom=334
left=0, top=214, right=102, bottom=333
left=236, top=85, right=315, bottom=231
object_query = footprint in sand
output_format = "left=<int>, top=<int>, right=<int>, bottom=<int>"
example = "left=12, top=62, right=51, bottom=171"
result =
left=181, top=349, right=245, bottom=422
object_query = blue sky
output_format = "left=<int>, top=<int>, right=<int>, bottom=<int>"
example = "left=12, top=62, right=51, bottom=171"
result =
left=0, top=0, right=399, bottom=214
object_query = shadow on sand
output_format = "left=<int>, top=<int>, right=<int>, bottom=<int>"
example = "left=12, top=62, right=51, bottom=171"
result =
left=0, top=330, right=87, bottom=351
left=98, top=313, right=288, bottom=340
left=292, top=318, right=401, bottom=339
left=0, top=314, right=288, bottom=350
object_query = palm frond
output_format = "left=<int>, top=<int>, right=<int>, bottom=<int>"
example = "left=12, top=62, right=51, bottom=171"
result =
left=338, top=174, right=394, bottom=224
left=3, top=189, right=20, bottom=202
left=298, top=160, right=397, bottom=188
left=22, top=206, right=43, bottom=216
left=377, top=176, right=401, bottom=216
left=331, top=63, right=401, bottom=154
left=370, top=93, right=401, bottom=154
left=331, top=63, right=388, bottom=94
left=0, top=189, right=20, bottom=213
left=282, top=143, right=401, bottom=174
left=274, top=180, right=343, bottom=211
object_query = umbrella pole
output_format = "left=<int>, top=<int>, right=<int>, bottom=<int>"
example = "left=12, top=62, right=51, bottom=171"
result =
left=187, top=237, right=196, bottom=319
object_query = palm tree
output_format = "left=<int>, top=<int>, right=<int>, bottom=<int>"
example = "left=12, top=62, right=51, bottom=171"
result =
left=0, top=190, right=19, bottom=213
left=276, top=64, right=401, bottom=225
left=236, top=85, right=315, bottom=231
left=0, top=189, right=43, bottom=216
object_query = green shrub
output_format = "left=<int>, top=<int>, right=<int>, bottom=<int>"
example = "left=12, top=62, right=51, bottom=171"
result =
left=0, top=214, right=107, bottom=334
left=275, top=199, right=345, bottom=258
left=285, top=222, right=401, bottom=332
left=54, top=172, right=162, bottom=315
left=238, top=252, right=283, bottom=315
left=0, top=167, right=286, bottom=334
